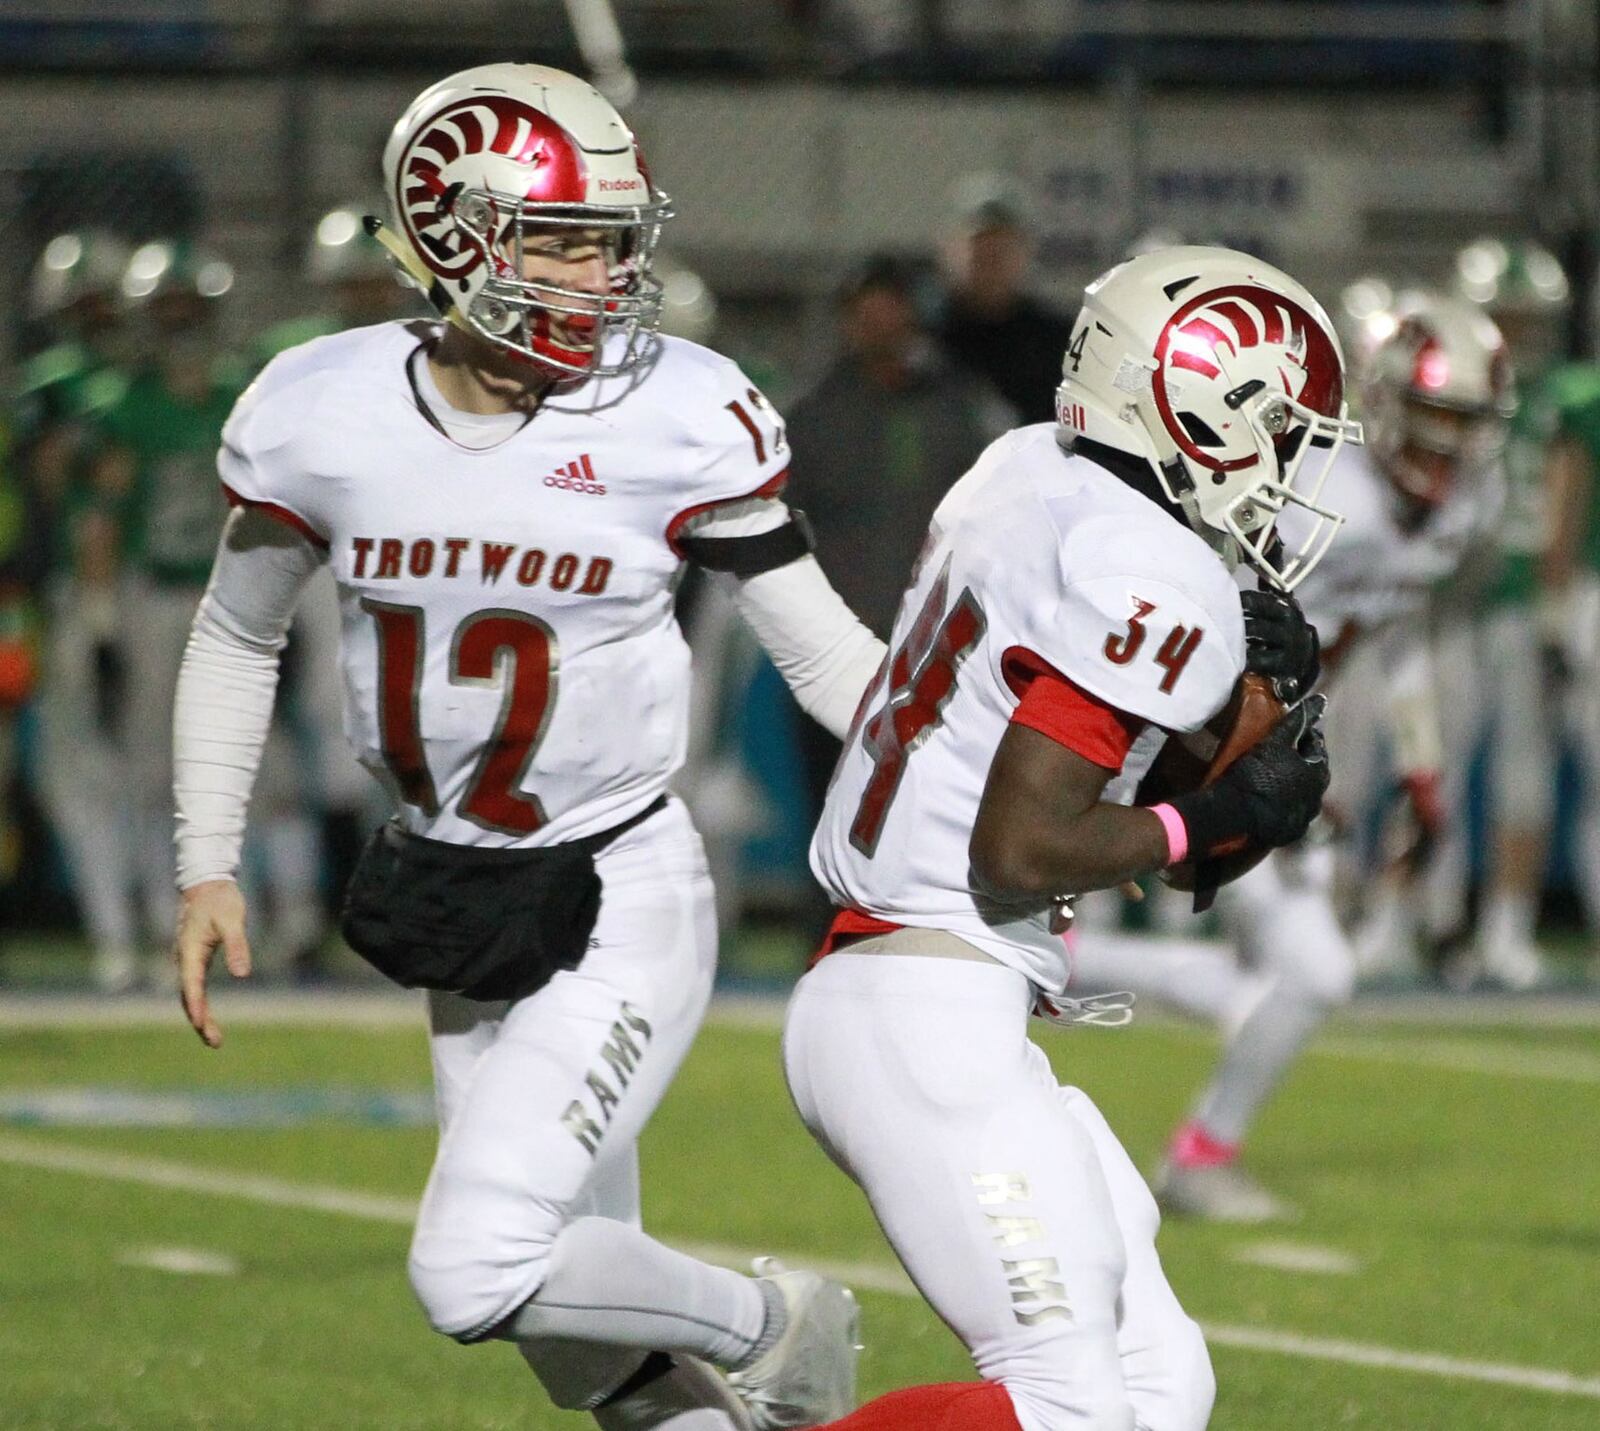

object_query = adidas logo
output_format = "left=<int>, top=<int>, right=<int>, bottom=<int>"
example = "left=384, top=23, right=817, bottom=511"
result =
left=544, top=454, right=606, bottom=496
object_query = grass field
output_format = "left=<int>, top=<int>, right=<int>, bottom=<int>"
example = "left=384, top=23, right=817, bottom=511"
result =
left=1, top=994, right=1598, bottom=1429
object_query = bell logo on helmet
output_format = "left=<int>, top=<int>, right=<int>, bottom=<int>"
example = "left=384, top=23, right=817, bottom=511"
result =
left=1153, top=284, right=1342, bottom=475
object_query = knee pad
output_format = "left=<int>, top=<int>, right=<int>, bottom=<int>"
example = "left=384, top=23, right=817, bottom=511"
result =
left=407, top=1219, right=554, bottom=1342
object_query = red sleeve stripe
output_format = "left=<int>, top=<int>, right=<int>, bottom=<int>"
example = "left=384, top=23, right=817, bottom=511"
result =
left=221, top=483, right=331, bottom=551
left=665, top=467, right=790, bottom=558
left=1001, top=644, right=1144, bottom=771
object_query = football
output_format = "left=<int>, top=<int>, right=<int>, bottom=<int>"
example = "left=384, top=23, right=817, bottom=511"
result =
left=1136, top=671, right=1288, bottom=895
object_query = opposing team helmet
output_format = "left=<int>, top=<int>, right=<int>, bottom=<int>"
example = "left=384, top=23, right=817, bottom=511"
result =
left=1453, top=238, right=1569, bottom=315
left=1363, top=292, right=1513, bottom=509
left=121, top=239, right=235, bottom=306
left=29, top=230, right=131, bottom=321
left=1057, top=246, right=1362, bottom=591
left=380, top=62, right=671, bottom=377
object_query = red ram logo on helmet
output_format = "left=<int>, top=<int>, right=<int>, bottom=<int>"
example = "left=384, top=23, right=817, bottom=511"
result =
left=397, top=96, right=589, bottom=281
left=1152, top=284, right=1343, bottom=473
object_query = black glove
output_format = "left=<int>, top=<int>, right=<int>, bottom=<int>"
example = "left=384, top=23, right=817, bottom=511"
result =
left=1241, top=589, right=1320, bottom=697
left=1170, top=695, right=1330, bottom=860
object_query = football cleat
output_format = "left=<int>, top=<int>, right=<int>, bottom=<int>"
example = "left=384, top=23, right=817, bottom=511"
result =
left=726, top=1258, right=860, bottom=1429
left=1155, top=1161, right=1296, bottom=1224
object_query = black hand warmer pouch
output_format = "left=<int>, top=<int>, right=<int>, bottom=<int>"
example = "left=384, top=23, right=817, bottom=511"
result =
left=340, top=796, right=665, bottom=1003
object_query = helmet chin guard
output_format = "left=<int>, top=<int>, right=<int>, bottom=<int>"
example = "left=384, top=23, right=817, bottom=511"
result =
left=381, top=62, right=672, bottom=379
left=1057, top=247, right=1363, bottom=591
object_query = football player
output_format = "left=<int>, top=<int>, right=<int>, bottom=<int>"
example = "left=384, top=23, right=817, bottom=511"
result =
left=791, top=247, right=1350, bottom=1431
left=1422, top=239, right=1574, bottom=987
left=1075, top=293, right=1511, bottom=1222
left=35, top=239, right=248, bottom=990
left=171, top=64, right=878, bottom=1431
left=15, top=230, right=135, bottom=986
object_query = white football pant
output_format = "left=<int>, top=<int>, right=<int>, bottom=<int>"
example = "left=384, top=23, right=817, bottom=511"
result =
left=410, top=797, right=758, bottom=1426
left=784, top=950, right=1214, bottom=1431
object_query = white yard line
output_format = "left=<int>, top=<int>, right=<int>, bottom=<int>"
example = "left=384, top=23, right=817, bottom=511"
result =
left=1228, top=1241, right=1362, bottom=1276
left=0, top=1134, right=417, bottom=1222
left=1198, top=1324, right=1600, bottom=1400
left=2, top=1133, right=1596, bottom=1402
left=1311, top=1035, right=1600, bottom=1085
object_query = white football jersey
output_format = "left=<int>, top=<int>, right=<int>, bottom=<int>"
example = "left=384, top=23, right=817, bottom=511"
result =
left=1282, top=442, right=1500, bottom=665
left=219, top=321, right=790, bottom=846
left=811, top=425, right=1246, bottom=993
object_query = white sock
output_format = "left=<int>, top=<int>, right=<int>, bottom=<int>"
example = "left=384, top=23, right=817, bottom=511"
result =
left=1480, top=890, right=1535, bottom=953
left=503, top=1217, right=772, bottom=1371
left=1190, top=981, right=1329, bottom=1145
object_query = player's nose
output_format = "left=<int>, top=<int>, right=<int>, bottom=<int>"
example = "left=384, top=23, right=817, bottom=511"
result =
left=567, top=255, right=610, bottom=296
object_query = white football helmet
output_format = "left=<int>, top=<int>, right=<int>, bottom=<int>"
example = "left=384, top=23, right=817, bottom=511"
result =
left=379, top=62, right=671, bottom=377
left=1057, top=246, right=1362, bottom=591
left=1363, top=291, right=1512, bottom=510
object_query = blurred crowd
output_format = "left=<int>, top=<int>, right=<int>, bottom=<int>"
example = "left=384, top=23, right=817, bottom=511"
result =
left=3, top=177, right=1599, bottom=995
left=0, top=212, right=410, bottom=989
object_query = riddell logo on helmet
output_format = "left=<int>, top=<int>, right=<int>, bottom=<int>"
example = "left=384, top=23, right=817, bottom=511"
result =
left=598, top=177, right=642, bottom=192
left=545, top=454, right=606, bottom=495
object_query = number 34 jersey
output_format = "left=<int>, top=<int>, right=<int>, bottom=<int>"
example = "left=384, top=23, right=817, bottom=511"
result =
left=219, top=320, right=790, bottom=848
left=811, top=424, right=1245, bottom=993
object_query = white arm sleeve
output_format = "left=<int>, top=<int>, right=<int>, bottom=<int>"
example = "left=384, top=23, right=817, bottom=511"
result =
left=727, top=555, right=887, bottom=741
left=173, top=508, right=325, bottom=889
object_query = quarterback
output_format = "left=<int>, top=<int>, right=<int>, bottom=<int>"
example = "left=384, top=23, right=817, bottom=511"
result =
left=172, top=64, right=876, bottom=1430
left=791, top=248, right=1354, bottom=1431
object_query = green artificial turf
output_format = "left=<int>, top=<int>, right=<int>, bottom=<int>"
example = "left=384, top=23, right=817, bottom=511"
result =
left=1, top=1009, right=1596, bottom=1428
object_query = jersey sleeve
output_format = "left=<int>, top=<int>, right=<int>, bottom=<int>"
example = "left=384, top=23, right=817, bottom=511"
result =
left=1017, top=517, right=1245, bottom=734
left=1004, top=650, right=1146, bottom=770
left=215, top=357, right=332, bottom=551
left=664, top=356, right=794, bottom=563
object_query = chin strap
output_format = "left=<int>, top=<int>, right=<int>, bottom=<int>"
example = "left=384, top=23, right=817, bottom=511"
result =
left=363, top=215, right=461, bottom=328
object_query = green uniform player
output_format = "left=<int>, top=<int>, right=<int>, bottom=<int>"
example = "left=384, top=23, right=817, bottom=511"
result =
left=34, top=239, right=249, bottom=989
left=1538, top=361, right=1600, bottom=947
left=252, top=204, right=412, bottom=369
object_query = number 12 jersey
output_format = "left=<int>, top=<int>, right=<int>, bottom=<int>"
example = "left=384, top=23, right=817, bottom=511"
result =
left=219, top=320, right=791, bottom=848
left=811, top=424, right=1246, bottom=994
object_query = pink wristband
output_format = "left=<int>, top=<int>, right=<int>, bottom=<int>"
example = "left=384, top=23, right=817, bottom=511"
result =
left=1149, top=803, right=1188, bottom=865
